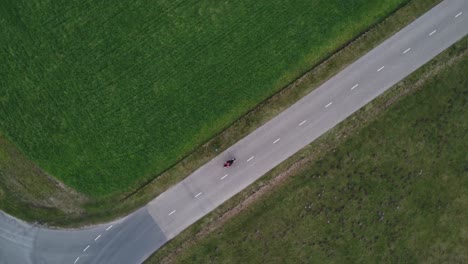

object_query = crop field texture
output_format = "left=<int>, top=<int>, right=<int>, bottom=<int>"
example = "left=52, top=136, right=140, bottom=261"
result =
left=0, top=0, right=406, bottom=196
left=158, top=53, right=468, bottom=263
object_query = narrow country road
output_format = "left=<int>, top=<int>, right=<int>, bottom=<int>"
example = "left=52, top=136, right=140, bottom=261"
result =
left=0, top=1, right=466, bottom=263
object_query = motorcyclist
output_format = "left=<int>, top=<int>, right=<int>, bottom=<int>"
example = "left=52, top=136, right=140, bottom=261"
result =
left=224, top=158, right=236, bottom=168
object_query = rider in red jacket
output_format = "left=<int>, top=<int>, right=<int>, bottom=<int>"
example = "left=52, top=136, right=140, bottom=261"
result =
left=224, top=158, right=236, bottom=168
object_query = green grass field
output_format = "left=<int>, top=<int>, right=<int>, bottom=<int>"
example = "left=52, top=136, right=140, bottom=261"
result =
left=148, top=45, right=468, bottom=263
left=0, top=0, right=408, bottom=196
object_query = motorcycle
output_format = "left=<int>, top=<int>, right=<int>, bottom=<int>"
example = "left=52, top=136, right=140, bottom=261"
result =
left=223, top=158, right=236, bottom=168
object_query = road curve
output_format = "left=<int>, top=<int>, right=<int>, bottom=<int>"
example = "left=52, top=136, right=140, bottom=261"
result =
left=1, top=1, right=467, bottom=263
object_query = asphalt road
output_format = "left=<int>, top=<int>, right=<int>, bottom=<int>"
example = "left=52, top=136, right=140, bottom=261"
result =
left=0, top=1, right=467, bottom=263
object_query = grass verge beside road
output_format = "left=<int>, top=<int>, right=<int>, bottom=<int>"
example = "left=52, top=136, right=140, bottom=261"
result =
left=147, top=36, right=468, bottom=263
left=0, top=135, right=86, bottom=222
left=0, top=0, right=440, bottom=226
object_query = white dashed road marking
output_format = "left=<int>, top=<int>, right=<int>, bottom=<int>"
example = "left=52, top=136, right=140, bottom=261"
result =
left=168, top=210, right=176, bottom=216
left=74, top=257, right=80, bottom=264
left=106, top=225, right=113, bottom=231
left=195, top=192, right=202, bottom=198
left=298, top=120, right=307, bottom=126
left=273, top=138, right=280, bottom=144
left=455, top=12, right=462, bottom=18
left=377, top=66, right=385, bottom=72
left=83, top=245, right=90, bottom=252
left=94, top=235, right=101, bottom=241
left=351, top=84, right=359, bottom=90
left=221, top=174, right=228, bottom=180
left=403, top=48, right=411, bottom=54
left=247, top=156, right=254, bottom=162
left=325, top=102, right=332, bottom=108
left=429, top=30, right=437, bottom=36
